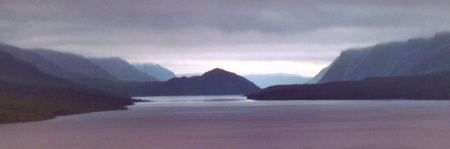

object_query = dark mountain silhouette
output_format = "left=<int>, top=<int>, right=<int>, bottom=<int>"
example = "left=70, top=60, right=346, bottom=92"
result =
left=247, top=71, right=450, bottom=100
left=244, top=74, right=310, bottom=88
left=32, top=49, right=118, bottom=81
left=0, top=50, right=133, bottom=123
left=0, top=44, right=126, bottom=94
left=318, top=32, right=450, bottom=83
left=89, top=57, right=158, bottom=81
left=0, top=44, right=74, bottom=79
left=0, top=50, right=72, bottom=88
left=133, top=64, right=176, bottom=81
left=125, top=68, right=261, bottom=96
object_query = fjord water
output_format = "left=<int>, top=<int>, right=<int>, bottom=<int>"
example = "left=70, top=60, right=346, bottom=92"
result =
left=1, top=96, right=450, bottom=149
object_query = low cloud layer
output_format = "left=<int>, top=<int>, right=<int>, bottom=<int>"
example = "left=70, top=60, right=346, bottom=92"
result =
left=1, top=0, right=450, bottom=76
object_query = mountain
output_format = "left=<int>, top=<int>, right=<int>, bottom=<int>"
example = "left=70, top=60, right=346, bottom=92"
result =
left=176, top=73, right=202, bottom=77
left=32, top=49, right=118, bottom=81
left=0, top=50, right=133, bottom=123
left=0, top=50, right=72, bottom=88
left=319, top=32, right=450, bottom=83
left=125, top=68, right=261, bottom=96
left=307, top=66, right=329, bottom=84
left=89, top=57, right=158, bottom=81
left=0, top=44, right=74, bottom=79
left=247, top=71, right=450, bottom=100
left=244, top=74, right=310, bottom=88
left=133, top=64, right=176, bottom=81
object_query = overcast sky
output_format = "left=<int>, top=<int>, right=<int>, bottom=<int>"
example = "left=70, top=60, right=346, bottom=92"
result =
left=1, top=0, right=450, bottom=76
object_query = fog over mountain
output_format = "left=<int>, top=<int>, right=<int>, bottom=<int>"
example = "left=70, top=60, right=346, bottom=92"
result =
left=90, top=58, right=158, bottom=82
left=2, top=0, right=450, bottom=76
left=32, top=49, right=118, bottom=81
left=133, top=64, right=176, bottom=81
left=317, top=32, right=450, bottom=83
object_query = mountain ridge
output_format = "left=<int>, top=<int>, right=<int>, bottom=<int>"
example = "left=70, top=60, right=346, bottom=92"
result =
left=124, top=68, right=261, bottom=96
left=318, top=32, right=450, bottom=83
left=133, top=63, right=176, bottom=81
left=248, top=71, right=450, bottom=100
left=89, top=57, right=158, bottom=81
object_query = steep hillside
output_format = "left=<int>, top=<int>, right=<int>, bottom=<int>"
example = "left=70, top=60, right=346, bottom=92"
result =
left=0, top=50, right=133, bottom=123
left=0, top=44, right=74, bottom=79
left=32, top=49, right=117, bottom=81
left=90, top=58, right=158, bottom=81
left=319, top=32, right=450, bottom=83
left=308, top=66, right=329, bottom=84
left=133, top=64, right=176, bottom=81
left=0, top=50, right=72, bottom=88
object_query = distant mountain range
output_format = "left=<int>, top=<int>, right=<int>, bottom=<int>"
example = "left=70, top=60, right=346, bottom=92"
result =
left=0, top=43, right=260, bottom=97
left=0, top=49, right=71, bottom=88
left=32, top=49, right=121, bottom=81
left=249, top=32, right=450, bottom=100
left=89, top=57, right=158, bottom=81
left=176, top=73, right=202, bottom=77
left=124, top=68, right=261, bottom=96
left=316, top=32, right=450, bottom=83
left=244, top=74, right=310, bottom=88
left=0, top=42, right=262, bottom=123
left=2, top=31, right=450, bottom=123
left=133, top=64, right=176, bottom=81
left=0, top=44, right=75, bottom=79
left=248, top=71, right=450, bottom=100
left=0, top=44, right=175, bottom=83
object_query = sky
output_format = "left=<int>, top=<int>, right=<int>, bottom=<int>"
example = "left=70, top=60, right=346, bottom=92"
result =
left=1, top=0, right=450, bottom=77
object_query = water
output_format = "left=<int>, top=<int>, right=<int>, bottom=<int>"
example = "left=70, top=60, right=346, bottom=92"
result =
left=1, top=95, right=450, bottom=149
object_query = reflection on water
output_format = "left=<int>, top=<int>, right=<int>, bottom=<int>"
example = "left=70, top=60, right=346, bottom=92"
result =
left=132, top=95, right=400, bottom=108
left=135, top=95, right=246, bottom=103
left=1, top=95, right=450, bottom=149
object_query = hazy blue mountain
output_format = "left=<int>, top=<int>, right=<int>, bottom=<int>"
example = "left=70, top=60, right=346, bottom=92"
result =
left=248, top=71, right=450, bottom=100
left=133, top=64, right=176, bottom=81
left=0, top=44, right=74, bottom=79
left=319, top=32, right=450, bottom=83
left=124, top=68, right=261, bottom=96
left=90, top=58, right=158, bottom=81
left=176, top=73, right=201, bottom=77
left=32, top=49, right=118, bottom=81
left=244, top=74, right=311, bottom=88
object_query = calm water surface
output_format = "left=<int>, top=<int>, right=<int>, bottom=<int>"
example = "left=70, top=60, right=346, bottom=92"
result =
left=1, top=95, right=450, bottom=149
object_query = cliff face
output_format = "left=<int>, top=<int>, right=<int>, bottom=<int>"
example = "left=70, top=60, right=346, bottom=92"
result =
left=319, top=32, right=450, bottom=83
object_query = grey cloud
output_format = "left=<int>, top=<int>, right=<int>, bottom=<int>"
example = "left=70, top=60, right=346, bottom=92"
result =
left=1, top=0, right=450, bottom=74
